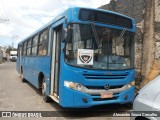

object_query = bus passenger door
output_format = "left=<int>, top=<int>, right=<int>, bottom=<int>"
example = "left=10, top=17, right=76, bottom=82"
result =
left=50, top=25, right=62, bottom=98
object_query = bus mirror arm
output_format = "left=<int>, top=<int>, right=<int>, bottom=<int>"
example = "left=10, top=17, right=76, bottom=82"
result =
left=62, top=28, right=67, bottom=42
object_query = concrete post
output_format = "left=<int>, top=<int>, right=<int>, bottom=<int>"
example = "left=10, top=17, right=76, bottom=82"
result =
left=141, top=0, right=155, bottom=80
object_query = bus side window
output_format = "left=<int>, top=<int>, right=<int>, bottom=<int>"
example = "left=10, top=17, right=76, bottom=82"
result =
left=23, top=42, right=27, bottom=56
left=32, top=35, right=38, bottom=56
left=17, top=45, right=19, bottom=57
left=27, top=39, right=32, bottom=56
left=22, top=44, right=23, bottom=56
left=38, top=29, right=49, bottom=56
left=48, top=27, right=52, bottom=56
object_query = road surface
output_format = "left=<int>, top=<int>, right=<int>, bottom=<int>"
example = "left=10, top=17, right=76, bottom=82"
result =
left=0, top=62, right=131, bottom=120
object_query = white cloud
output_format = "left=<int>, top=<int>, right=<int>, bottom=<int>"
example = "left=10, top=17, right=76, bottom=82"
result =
left=0, top=0, right=110, bottom=47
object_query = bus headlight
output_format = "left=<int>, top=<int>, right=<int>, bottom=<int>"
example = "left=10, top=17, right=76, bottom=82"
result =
left=64, top=81, right=82, bottom=91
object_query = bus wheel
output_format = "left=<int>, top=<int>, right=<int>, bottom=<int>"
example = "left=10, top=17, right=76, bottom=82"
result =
left=42, top=78, right=51, bottom=102
left=21, top=70, right=26, bottom=82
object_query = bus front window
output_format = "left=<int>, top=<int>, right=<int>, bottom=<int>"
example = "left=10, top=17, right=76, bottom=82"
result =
left=65, top=23, right=134, bottom=70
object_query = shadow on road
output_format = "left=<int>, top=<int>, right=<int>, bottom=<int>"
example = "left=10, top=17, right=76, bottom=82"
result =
left=52, top=104, right=132, bottom=118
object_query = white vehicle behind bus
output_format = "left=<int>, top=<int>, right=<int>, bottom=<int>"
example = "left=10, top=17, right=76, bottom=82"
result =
left=10, top=51, right=17, bottom=62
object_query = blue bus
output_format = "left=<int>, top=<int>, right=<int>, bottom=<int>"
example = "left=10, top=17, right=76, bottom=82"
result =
left=16, top=7, right=136, bottom=108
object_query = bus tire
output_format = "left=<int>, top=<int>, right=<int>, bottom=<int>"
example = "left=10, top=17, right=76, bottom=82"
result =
left=21, top=69, right=26, bottom=82
left=42, top=78, right=51, bottom=102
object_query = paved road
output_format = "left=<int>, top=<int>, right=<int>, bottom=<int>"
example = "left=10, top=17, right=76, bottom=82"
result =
left=0, top=62, right=131, bottom=120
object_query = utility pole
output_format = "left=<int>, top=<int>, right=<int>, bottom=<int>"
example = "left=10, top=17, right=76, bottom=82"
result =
left=12, top=35, right=19, bottom=50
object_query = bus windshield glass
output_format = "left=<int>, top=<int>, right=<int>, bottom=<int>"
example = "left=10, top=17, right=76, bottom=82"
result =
left=65, top=23, right=134, bottom=70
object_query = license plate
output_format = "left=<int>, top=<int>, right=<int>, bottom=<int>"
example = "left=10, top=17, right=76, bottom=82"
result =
left=100, top=92, right=113, bottom=98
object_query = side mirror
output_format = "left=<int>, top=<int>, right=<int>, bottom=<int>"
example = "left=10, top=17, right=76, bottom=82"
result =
left=62, top=28, right=67, bottom=42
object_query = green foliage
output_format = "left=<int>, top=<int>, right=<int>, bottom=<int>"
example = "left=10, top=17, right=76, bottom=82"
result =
left=5, top=45, right=17, bottom=54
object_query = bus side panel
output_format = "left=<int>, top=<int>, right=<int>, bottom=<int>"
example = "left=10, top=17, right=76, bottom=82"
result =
left=32, top=56, right=51, bottom=88
left=29, top=57, right=38, bottom=88
left=22, top=56, right=50, bottom=89
left=16, top=57, right=20, bottom=73
left=16, top=47, right=21, bottom=74
left=25, top=57, right=35, bottom=84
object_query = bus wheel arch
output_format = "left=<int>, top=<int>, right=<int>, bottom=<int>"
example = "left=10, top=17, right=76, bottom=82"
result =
left=20, top=66, right=23, bottom=74
left=38, top=72, right=51, bottom=102
left=38, top=72, right=44, bottom=89
left=20, top=66, right=26, bottom=82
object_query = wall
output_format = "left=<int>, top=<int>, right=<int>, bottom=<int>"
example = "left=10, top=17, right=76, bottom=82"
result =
left=100, top=0, right=160, bottom=88
left=155, top=0, right=160, bottom=60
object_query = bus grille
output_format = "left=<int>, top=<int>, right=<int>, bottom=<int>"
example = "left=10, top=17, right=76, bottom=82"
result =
left=83, top=73, right=128, bottom=80
left=86, top=85, right=123, bottom=90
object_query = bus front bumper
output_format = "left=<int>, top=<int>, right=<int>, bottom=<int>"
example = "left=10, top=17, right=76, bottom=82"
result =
left=60, top=86, right=135, bottom=108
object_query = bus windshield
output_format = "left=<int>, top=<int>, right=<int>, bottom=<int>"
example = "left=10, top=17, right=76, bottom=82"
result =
left=65, top=23, right=134, bottom=70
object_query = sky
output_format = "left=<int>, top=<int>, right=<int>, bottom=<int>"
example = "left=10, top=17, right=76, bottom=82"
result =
left=0, top=0, right=110, bottom=48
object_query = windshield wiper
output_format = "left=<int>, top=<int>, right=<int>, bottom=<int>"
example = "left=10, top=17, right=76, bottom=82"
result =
left=116, top=28, right=127, bottom=45
left=90, top=22, right=99, bottom=49
left=115, top=28, right=127, bottom=54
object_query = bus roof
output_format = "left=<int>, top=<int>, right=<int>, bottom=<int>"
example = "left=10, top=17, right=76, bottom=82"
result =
left=18, top=7, right=135, bottom=45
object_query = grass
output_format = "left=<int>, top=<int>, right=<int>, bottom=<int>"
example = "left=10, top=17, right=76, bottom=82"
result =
left=0, top=59, right=6, bottom=64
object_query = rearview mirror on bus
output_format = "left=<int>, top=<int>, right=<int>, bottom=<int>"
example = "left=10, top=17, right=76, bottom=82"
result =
left=62, top=28, right=67, bottom=42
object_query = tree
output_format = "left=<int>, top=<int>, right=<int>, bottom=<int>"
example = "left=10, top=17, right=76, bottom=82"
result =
left=5, top=45, right=17, bottom=54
